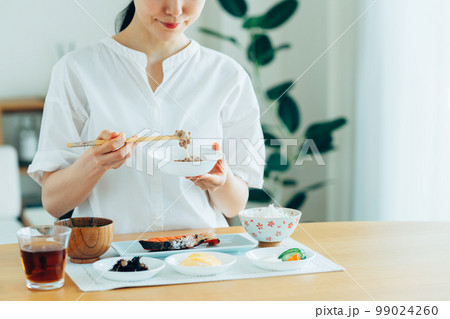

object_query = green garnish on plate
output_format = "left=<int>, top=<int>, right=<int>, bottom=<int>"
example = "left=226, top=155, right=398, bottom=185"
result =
left=278, top=248, right=306, bottom=261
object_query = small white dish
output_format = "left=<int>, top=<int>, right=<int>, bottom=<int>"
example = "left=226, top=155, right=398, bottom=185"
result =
left=92, top=257, right=165, bottom=282
left=246, top=247, right=316, bottom=271
left=154, top=144, right=222, bottom=177
left=165, top=252, right=236, bottom=276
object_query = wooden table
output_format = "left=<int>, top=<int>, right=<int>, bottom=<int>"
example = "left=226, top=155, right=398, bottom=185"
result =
left=1, top=222, right=449, bottom=300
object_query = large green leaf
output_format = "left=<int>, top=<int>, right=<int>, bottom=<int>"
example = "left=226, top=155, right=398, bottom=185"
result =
left=285, top=192, right=307, bottom=209
left=266, top=81, right=294, bottom=100
left=247, top=34, right=274, bottom=66
left=306, top=135, right=333, bottom=154
left=266, top=152, right=290, bottom=172
left=243, top=0, right=299, bottom=29
left=248, top=188, right=272, bottom=202
left=275, top=43, right=291, bottom=51
left=305, top=118, right=347, bottom=137
left=198, top=27, right=239, bottom=45
left=218, top=0, right=248, bottom=18
left=304, top=118, right=346, bottom=153
left=278, top=95, right=300, bottom=133
left=282, top=179, right=297, bottom=186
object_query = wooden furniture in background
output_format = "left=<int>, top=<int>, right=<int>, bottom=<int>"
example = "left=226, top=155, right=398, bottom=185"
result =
left=0, top=222, right=449, bottom=300
left=0, top=98, right=44, bottom=174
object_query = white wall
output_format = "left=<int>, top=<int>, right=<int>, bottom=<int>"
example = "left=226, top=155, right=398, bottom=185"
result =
left=326, top=0, right=358, bottom=221
left=1, top=0, right=126, bottom=98
left=1, top=0, right=354, bottom=222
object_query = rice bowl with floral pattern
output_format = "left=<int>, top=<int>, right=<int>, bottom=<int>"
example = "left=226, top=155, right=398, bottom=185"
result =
left=238, top=205, right=302, bottom=247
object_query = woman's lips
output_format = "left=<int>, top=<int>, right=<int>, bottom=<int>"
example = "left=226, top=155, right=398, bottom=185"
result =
left=160, top=21, right=180, bottom=29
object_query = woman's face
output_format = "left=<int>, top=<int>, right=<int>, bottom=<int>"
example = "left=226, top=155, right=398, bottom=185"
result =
left=133, top=0, right=206, bottom=42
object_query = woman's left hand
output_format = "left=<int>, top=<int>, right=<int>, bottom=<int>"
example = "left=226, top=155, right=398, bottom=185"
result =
left=185, top=142, right=228, bottom=192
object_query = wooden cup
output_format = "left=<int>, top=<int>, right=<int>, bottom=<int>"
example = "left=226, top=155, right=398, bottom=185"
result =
left=55, top=217, right=113, bottom=264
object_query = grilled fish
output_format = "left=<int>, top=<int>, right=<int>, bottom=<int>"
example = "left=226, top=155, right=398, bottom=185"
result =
left=139, top=232, right=220, bottom=251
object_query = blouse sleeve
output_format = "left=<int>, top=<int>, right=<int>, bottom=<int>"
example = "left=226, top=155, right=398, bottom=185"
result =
left=28, top=57, right=89, bottom=186
left=221, top=71, right=265, bottom=189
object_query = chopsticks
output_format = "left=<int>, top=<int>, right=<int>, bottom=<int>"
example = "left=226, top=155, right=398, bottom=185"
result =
left=67, top=135, right=178, bottom=148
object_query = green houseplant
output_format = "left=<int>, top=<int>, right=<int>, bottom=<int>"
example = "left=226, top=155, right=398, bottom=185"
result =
left=200, top=0, right=346, bottom=211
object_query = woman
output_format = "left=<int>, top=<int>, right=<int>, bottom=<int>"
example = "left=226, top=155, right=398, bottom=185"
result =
left=29, top=0, right=265, bottom=234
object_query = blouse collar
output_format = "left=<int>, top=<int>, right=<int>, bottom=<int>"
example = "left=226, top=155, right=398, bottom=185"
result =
left=101, top=36, right=199, bottom=70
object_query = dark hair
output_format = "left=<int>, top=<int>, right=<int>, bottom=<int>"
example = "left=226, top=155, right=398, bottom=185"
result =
left=115, top=1, right=135, bottom=33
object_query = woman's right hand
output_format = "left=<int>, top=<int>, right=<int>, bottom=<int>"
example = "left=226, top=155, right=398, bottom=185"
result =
left=41, top=130, right=137, bottom=217
left=91, top=130, right=137, bottom=170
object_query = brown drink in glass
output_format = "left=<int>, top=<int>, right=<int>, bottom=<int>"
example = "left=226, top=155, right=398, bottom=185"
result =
left=17, top=226, right=71, bottom=290
left=20, top=241, right=67, bottom=284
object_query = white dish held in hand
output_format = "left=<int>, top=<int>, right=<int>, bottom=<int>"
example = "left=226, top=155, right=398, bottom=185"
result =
left=246, top=247, right=316, bottom=271
left=92, top=257, right=165, bottom=282
left=165, top=252, right=236, bottom=276
left=153, top=143, right=222, bottom=177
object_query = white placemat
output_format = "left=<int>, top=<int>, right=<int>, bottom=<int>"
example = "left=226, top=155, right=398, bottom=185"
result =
left=65, top=234, right=344, bottom=292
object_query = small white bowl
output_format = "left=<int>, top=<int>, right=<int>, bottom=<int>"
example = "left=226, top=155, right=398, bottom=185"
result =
left=154, top=144, right=222, bottom=177
left=165, top=252, right=236, bottom=276
left=92, top=257, right=165, bottom=282
left=246, top=247, right=315, bottom=271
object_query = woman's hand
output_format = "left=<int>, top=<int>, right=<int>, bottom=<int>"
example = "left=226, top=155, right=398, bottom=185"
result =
left=185, top=142, right=249, bottom=217
left=185, top=142, right=228, bottom=192
left=91, top=130, right=138, bottom=171
left=42, top=130, right=138, bottom=218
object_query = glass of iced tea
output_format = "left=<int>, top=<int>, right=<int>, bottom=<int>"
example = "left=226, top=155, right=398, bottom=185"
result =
left=17, top=225, right=72, bottom=290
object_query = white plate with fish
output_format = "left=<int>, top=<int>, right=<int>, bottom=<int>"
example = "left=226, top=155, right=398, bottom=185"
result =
left=152, top=143, right=222, bottom=177
left=165, top=252, right=236, bottom=276
left=111, top=233, right=257, bottom=258
left=92, top=257, right=165, bottom=282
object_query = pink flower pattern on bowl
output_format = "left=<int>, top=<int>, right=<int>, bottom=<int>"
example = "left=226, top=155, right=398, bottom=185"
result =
left=239, top=207, right=302, bottom=243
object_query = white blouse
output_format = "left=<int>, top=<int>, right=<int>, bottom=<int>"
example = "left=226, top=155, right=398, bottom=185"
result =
left=28, top=37, right=265, bottom=234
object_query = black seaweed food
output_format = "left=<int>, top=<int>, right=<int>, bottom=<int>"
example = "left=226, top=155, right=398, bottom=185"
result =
left=109, top=256, right=148, bottom=272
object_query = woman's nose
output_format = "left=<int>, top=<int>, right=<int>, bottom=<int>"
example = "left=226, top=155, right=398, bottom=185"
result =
left=165, top=0, right=183, bottom=17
